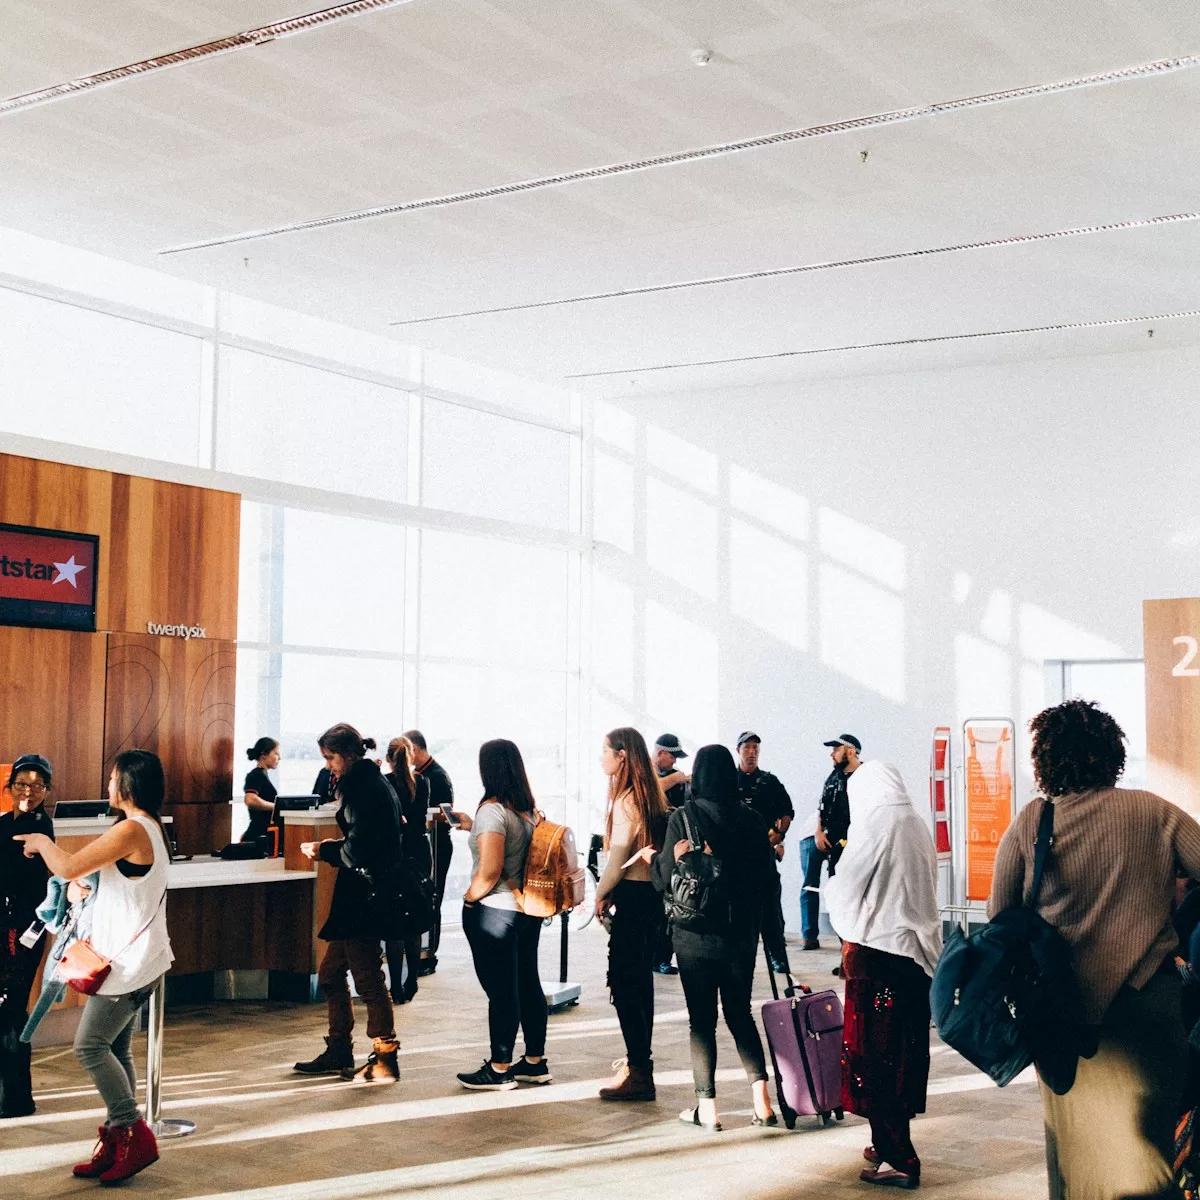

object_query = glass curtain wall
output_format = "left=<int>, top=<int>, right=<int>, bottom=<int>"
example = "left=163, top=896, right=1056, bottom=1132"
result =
left=0, top=224, right=584, bottom=927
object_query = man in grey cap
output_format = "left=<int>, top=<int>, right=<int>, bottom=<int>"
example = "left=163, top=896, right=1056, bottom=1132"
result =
left=736, top=731, right=793, bottom=974
left=800, top=734, right=862, bottom=950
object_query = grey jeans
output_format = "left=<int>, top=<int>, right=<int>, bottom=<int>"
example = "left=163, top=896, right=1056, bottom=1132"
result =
left=73, top=980, right=158, bottom=1128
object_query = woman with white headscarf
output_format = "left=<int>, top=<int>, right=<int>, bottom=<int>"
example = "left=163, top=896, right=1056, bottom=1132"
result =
left=825, top=761, right=942, bottom=1190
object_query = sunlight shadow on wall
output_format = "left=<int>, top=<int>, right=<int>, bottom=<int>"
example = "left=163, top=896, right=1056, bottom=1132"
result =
left=820, top=507, right=906, bottom=591
left=730, top=465, right=810, bottom=540
left=646, top=477, right=717, bottom=600
left=592, top=570, right=635, bottom=700
left=647, top=424, right=718, bottom=494
left=731, top=520, right=808, bottom=651
left=645, top=600, right=719, bottom=747
left=819, top=563, right=906, bottom=703
left=1019, top=602, right=1125, bottom=660
left=955, top=633, right=1012, bottom=720
left=593, top=450, right=635, bottom=554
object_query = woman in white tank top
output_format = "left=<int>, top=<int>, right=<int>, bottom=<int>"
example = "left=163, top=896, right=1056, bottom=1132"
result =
left=16, top=749, right=174, bottom=1186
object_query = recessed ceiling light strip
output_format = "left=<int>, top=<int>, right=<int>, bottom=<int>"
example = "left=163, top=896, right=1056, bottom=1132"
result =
left=390, top=211, right=1200, bottom=324
left=567, top=308, right=1200, bottom=378
left=159, top=51, right=1200, bottom=255
left=0, top=0, right=417, bottom=118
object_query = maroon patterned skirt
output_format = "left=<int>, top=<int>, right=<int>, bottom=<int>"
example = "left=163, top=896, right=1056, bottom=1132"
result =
left=841, top=941, right=932, bottom=1119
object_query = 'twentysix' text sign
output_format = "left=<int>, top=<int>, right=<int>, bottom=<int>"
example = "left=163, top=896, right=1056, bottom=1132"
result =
left=0, top=523, right=99, bottom=632
left=146, top=621, right=207, bottom=640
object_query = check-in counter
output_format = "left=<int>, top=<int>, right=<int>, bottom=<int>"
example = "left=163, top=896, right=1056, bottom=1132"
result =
left=28, top=816, right=321, bottom=1044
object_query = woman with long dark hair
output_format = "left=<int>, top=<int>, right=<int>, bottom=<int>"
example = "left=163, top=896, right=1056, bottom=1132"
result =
left=990, top=700, right=1200, bottom=1200
left=0, top=754, right=55, bottom=1119
left=16, top=749, right=173, bottom=1184
left=240, top=736, right=280, bottom=847
left=649, top=744, right=776, bottom=1131
left=294, top=723, right=405, bottom=1085
left=596, top=727, right=668, bottom=1102
left=456, top=739, right=549, bottom=1091
left=384, top=735, right=431, bottom=1005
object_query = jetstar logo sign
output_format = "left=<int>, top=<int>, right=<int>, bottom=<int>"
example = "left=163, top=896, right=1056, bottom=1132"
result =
left=0, top=523, right=99, bottom=632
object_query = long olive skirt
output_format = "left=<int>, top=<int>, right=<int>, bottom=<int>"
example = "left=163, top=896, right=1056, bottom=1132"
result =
left=1040, top=970, right=1184, bottom=1200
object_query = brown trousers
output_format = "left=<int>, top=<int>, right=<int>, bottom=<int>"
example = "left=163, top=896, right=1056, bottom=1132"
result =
left=1041, top=970, right=1184, bottom=1200
left=318, top=939, right=395, bottom=1044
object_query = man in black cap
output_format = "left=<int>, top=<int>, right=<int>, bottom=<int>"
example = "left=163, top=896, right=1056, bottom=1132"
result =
left=652, top=735, right=690, bottom=973
left=800, top=734, right=862, bottom=950
left=735, top=731, right=793, bottom=973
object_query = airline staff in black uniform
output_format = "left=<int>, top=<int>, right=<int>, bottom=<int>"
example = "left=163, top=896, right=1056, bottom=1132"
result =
left=735, top=732, right=793, bottom=973
left=240, top=737, right=280, bottom=848
left=1, top=754, right=55, bottom=1118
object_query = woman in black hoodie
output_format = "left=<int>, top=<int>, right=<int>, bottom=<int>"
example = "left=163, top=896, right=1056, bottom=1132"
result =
left=295, top=724, right=405, bottom=1085
left=650, top=743, right=777, bottom=1132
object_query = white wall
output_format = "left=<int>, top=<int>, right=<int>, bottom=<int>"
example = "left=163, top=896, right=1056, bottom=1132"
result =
left=589, top=343, right=1200, bottom=916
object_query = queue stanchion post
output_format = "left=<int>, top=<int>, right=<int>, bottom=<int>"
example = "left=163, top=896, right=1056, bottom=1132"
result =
left=145, top=978, right=195, bottom=1139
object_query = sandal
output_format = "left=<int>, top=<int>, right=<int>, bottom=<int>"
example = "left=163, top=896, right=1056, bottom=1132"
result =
left=679, top=1107, right=722, bottom=1133
left=860, top=1165, right=919, bottom=1189
left=751, top=1113, right=779, bottom=1127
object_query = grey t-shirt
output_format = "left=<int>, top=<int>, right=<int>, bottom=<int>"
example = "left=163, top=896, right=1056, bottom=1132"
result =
left=469, top=802, right=534, bottom=910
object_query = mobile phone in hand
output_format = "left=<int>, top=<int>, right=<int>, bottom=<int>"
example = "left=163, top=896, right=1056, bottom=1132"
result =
left=440, top=802, right=461, bottom=828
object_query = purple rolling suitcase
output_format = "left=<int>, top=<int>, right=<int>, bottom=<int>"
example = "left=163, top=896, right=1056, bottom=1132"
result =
left=761, top=946, right=846, bottom=1129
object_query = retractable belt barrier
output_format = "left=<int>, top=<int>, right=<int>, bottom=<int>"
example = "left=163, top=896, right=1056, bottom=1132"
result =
left=145, top=978, right=196, bottom=1140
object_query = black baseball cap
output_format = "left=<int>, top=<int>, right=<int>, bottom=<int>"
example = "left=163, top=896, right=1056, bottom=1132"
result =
left=822, top=734, right=861, bottom=753
left=736, top=731, right=761, bottom=748
left=10, top=753, right=53, bottom=786
left=654, top=734, right=688, bottom=759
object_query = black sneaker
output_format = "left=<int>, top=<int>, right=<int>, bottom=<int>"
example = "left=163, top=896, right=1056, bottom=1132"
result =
left=294, top=1037, right=354, bottom=1074
left=508, top=1058, right=552, bottom=1085
left=416, top=956, right=438, bottom=978
left=457, top=1061, right=518, bottom=1091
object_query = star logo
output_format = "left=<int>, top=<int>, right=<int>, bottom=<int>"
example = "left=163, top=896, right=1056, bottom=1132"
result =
left=52, top=555, right=87, bottom=589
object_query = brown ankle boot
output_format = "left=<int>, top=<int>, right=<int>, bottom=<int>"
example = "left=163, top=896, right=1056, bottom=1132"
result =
left=599, top=1059, right=656, bottom=1102
left=345, top=1037, right=400, bottom=1084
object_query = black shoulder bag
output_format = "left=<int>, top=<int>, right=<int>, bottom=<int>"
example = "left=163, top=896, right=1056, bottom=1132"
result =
left=931, top=800, right=1096, bottom=1094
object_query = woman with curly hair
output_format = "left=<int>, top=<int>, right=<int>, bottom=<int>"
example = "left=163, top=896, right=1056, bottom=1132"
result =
left=989, top=699, right=1200, bottom=1200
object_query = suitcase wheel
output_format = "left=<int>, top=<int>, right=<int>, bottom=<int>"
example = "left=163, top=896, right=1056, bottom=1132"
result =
left=835, top=1107, right=845, bottom=1121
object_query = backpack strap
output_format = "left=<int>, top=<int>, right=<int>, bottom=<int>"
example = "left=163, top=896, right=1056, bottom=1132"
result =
left=680, top=805, right=702, bottom=853
left=1028, top=799, right=1055, bottom=909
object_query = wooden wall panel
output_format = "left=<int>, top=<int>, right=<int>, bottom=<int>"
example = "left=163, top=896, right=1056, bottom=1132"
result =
left=1145, top=598, right=1200, bottom=817
left=103, top=634, right=237, bottom=852
left=0, top=455, right=114, bottom=630
left=0, top=626, right=107, bottom=802
left=107, top=474, right=240, bottom=641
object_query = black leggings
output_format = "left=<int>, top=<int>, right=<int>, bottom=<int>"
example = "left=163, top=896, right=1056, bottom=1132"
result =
left=462, top=903, right=547, bottom=1064
left=607, top=879, right=659, bottom=1072
left=677, top=943, right=768, bottom=1098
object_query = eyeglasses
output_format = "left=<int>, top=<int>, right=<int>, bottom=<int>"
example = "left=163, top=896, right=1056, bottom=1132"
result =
left=10, top=781, right=47, bottom=793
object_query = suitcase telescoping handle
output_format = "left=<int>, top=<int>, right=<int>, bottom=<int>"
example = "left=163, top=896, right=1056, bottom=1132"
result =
left=762, top=936, right=810, bottom=1000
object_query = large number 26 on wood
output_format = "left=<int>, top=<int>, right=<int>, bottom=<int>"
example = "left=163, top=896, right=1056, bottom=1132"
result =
left=1174, top=636, right=1200, bottom=678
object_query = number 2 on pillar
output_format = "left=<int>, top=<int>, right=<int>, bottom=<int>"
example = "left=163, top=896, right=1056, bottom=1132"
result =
left=1173, top=635, right=1200, bottom=678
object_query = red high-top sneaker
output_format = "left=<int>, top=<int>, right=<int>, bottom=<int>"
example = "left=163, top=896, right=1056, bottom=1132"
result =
left=73, top=1125, right=119, bottom=1178
left=98, top=1118, right=159, bottom=1184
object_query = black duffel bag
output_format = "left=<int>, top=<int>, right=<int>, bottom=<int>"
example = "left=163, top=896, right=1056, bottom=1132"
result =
left=931, top=799, right=1096, bottom=1095
left=357, top=859, right=435, bottom=938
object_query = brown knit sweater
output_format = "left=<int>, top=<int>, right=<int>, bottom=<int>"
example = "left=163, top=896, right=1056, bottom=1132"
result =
left=988, top=787, right=1200, bottom=1024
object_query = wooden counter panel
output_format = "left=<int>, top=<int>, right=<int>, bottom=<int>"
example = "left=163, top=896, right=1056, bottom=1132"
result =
left=167, top=880, right=313, bottom=975
left=102, top=634, right=237, bottom=842
left=0, top=626, right=107, bottom=804
left=106, top=474, right=240, bottom=642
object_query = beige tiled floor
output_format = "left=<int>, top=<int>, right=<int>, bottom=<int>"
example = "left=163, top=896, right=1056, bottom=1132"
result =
left=7, top=927, right=1049, bottom=1198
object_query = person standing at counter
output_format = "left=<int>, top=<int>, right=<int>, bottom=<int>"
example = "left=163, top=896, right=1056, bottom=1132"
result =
left=384, top=736, right=434, bottom=1005
left=404, top=730, right=455, bottom=977
left=16, top=749, right=173, bottom=1185
left=0, top=753, right=55, bottom=1119
left=240, top=737, right=280, bottom=848
left=295, top=724, right=405, bottom=1085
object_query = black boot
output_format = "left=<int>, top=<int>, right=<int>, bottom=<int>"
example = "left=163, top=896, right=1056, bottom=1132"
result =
left=293, top=1036, right=354, bottom=1075
left=0, top=1034, right=35, bottom=1118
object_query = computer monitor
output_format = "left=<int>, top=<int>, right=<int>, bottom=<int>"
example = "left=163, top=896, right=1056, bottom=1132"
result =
left=52, top=800, right=112, bottom=819
left=274, top=795, right=323, bottom=812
